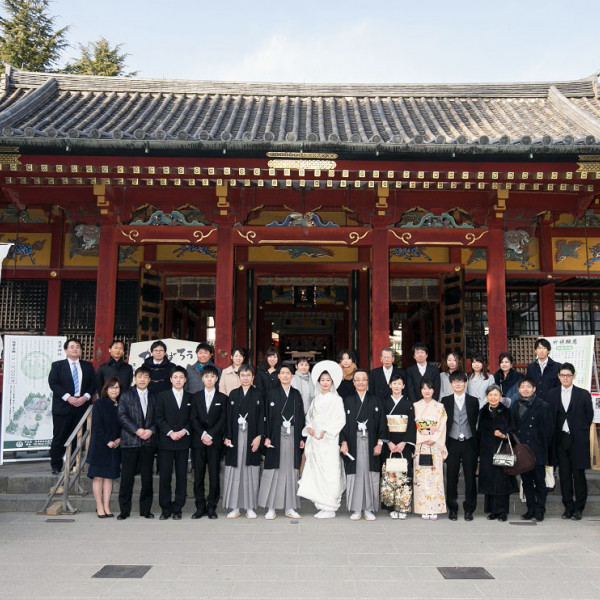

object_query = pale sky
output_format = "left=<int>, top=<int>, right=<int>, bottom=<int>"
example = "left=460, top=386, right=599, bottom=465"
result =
left=43, top=0, right=600, bottom=84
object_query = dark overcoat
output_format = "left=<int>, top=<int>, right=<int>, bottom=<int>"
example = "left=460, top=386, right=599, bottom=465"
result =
left=494, top=368, right=523, bottom=405
left=510, top=395, right=553, bottom=465
left=86, top=397, right=120, bottom=467
left=526, top=357, right=560, bottom=401
left=405, top=363, right=441, bottom=403
left=369, top=366, right=406, bottom=400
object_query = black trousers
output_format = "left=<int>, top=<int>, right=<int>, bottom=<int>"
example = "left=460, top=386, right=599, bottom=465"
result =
left=484, top=493, right=509, bottom=516
left=445, top=437, right=478, bottom=513
left=192, top=443, right=222, bottom=510
left=50, top=405, right=88, bottom=471
left=521, top=464, right=548, bottom=516
left=119, top=446, right=155, bottom=516
left=558, top=432, right=588, bottom=513
left=157, top=448, right=189, bottom=514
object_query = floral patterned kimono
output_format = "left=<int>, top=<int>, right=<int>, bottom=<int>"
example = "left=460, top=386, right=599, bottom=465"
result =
left=413, top=399, right=448, bottom=515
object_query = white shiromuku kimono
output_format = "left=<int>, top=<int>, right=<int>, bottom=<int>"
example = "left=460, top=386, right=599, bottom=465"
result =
left=297, top=390, right=346, bottom=512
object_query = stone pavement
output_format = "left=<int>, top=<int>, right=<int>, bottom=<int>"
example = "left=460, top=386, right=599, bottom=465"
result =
left=0, top=507, right=599, bottom=600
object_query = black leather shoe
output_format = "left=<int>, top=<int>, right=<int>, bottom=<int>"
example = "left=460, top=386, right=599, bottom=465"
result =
left=159, top=512, right=171, bottom=520
left=571, top=511, right=583, bottom=521
left=191, top=509, right=207, bottom=519
left=464, top=512, right=474, bottom=521
left=497, top=514, right=508, bottom=522
left=562, top=511, right=573, bottom=519
left=141, top=512, right=154, bottom=519
left=117, top=513, right=129, bottom=520
left=51, top=469, right=61, bottom=475
left=448, top=511, right=458, bottom=521
left=172, top=512, right=182, bottom=520
left=207, top=510, right=218, bottom=520
left=521, top=511, right=534, bottom=520
left=487, top=513, right=498, bottom=520
left=534, top=514, right=544, bottom=522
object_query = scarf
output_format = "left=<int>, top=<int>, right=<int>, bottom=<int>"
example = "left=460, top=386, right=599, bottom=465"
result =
left=341, top=361, right=357, bottom=381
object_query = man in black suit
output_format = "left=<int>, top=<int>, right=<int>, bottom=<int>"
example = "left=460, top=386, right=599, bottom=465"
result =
left=405, top=343, right=441, bottom=403
left=525, top=338, right=560, bottom=401
left=442, top=371, right=480, bottom=521
left=511, top=377, right=554, bottom=521
left=369, top=347, right=404, bottom=401
left=155, top=366, right=192, bottom=520
left=48, top=338, right=95, bottom=474
left=95, top=339, right=133, bottom=393
left=546, top=362, right=594, bottom=520
left=190, top=366, right=226, bottom=519
left=117, top=365, right=157, bottom=520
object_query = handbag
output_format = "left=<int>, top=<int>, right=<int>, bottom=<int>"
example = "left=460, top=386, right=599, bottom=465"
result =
left=418, top=452, right=433, bottom=467
left=386, top=452, right=408, bottom=473
left=545, top=465, right=556, bottom=489
left=492, top=435, right=516, bottom=468
left=503, top=434, right=536, bottom=476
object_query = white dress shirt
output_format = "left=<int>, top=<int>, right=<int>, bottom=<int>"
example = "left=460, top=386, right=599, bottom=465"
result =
left=561, top=386, right=572, bottom=433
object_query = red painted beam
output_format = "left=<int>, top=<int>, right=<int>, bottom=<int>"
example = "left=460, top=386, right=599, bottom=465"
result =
left=214, top=227, right=234, bottom=369
left=371, top=228, right=390, bottom=368
left=486, top=228, right=508, bottom=365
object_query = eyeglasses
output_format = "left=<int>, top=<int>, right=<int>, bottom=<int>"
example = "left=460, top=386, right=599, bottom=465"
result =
left=558, top=373, right=574, bottom=378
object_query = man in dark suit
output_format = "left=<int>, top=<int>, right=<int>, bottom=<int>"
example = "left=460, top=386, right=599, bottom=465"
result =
left=369, top=347, right=404, bottom=401
left=117, top=365, right=157, bottom=520
left=511, top=377, right=554, bottom=521
left=546, top=362, right=594, bottom=520
left=442, top=371, right=480, bottom=521
left=190, top=366, right=226, bottom=519
left=525, top=338, right=560, bottom=401
left=95, top=339, right=133, bottom=393
left=48, top=338, right=95, bottom=474
left=405, top=343, right=441, bottom=403
left=155, top=365, right=192, bottom=520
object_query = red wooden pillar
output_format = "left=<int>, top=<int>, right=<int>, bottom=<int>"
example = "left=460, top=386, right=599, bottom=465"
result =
left=539, top=284, right=557, bottom=336
left=93, top=221, right=118, bottom=367
left=371, top=227, right=390, bottom=368
left=486, top=228, right=508, bottom=365
left=214, top=226, right=234, bottom=369
left=45, top=213, right=64, bottom=335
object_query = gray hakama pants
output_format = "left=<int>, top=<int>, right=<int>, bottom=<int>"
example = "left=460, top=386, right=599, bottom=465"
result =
left=346, top=433, right=380, bottom=512
left=258, top=426, right=299, bottom=510
left=222, top=426, right=260, bottom=510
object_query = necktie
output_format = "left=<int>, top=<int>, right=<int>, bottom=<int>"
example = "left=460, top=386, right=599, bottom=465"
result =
left=206, top=393, right=213, bottom=412
left=140, top=392, right=147, bottom=418
left=71, top=362, right=79, bottom=396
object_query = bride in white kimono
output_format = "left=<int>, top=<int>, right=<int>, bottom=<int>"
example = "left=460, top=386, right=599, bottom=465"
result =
left=297, top=361, right=346, bottom=519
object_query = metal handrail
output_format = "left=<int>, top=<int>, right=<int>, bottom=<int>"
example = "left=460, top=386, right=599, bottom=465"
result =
left=39, top=405, right=93, bottom=515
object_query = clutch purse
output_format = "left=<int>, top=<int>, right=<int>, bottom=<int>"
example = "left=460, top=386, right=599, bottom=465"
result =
left=418, top=453, right=433, bottom=467
left=492, top=435, right=516, bottom=468
left=386, top=452, right=408, bottom=473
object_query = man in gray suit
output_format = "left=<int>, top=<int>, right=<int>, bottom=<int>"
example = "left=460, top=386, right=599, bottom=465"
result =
left=186, top=342, right=221, bottom=394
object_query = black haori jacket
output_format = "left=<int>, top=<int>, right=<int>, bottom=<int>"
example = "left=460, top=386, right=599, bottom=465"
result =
left=224, top=386, right=264, bottom=468
left=339, top=391, right=387, bottom=474
left=263, top=385, right=306, bottom=470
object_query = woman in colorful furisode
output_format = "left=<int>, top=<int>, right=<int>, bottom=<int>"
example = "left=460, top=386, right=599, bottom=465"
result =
left=413, top=379, right=447, bottom=520
left=380, top=372, right=415, bottom=519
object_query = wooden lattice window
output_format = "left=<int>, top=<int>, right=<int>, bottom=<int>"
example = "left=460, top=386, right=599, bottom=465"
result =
left=0, top=279, right=47, bottom=333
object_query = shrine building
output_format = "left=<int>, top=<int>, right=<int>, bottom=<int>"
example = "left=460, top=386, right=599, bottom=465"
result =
left=1, top=64, right=600, bottom=371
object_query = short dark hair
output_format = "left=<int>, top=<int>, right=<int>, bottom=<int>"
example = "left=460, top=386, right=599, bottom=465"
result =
left=295, top=356, right=310, bottom=365
left=534, top=338, right=551, bottom=352
left=498, top=352, right=514, bottom=365
left=101, top=377, right=121, bottom=398
left=265, top=345, right=279, bottom=358
left=196, top=342, right=213, bottom=354
left=231, top=346, right=247, bottom=360
left=420, top=378, right=434, bottom=391
left=151, top=340, right=167, bottom=352
left=443, top=351, right=463, bottom=373
left=336, top=348, right=356, bottom=363
left=239, top=364, right=254, bottom=375
left=412, top=343, right=428, bottom=355
left=109, top=339, right=125, bottom=350
left=170, top=365, right=187, bottom=378
left=390, top=372, right=406, bottom=385
left=279, top=365, right=293, bottom=375
left=134, top=365, right=151, bottom=377
left=485, top=384, right=502, bottom=396
left=449, top=370, right=468, bottom=383
left=201, top=365, right=219, bottom=378
left=352, top=369, right=369, bottom=379
left=559, top=362, right=576, bottom=375
left=64, top=338, right=82, bottom=350
left=518, top=377, right=536, bottom=389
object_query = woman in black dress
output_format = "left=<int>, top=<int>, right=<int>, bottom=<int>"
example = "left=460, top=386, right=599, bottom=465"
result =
left=86, top=377, right=121, bottom=517
left=256, top=346, right=281, bottom=400
left=477, top=384, right=518, bottom=521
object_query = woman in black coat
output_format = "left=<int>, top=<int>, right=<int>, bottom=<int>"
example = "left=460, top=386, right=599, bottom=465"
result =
left=255, top=346, right=281, bottom=401
left=86, top=377, right=121, bottom=518
left=477, top=384, right=518, bottom=521
left=493, top=352, right=523, bottom=406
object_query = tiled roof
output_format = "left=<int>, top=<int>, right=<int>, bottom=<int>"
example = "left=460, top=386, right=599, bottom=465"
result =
left=1, top=65, right=600, bottom=149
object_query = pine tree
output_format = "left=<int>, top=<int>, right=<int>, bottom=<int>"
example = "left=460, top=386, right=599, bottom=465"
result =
left=64, top=36, right=136, bottom=77
left=0, top=0, right=68, bottom=72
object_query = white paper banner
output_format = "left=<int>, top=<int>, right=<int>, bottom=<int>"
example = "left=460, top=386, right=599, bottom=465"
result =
left=128, top=338, right=199, bottom=372
left=1, top=335, right=66, bottom=457
left=545, top=335, right=596, bottom=391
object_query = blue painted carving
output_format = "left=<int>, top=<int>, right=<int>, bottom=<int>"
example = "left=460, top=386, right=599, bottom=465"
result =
left=0, top=235, right=46, bottom=264
left=118, top=246, right=138, bottom=264
left=557, top=209, right=600, bottom=228
left=275, top=246, right=334, bottom=258
left=504, top=230, right=534, bottom=269
left=130, top=209, right=211, bottom=226
left=466, top=248, right=486, bottom=265
left=266, top=211, right=339, bottom=227
left=585, top=243, right=600, bottom=267
left=0, top=205, right=44, bottom=223
left=554, top=240, right=583, bottom=263
left=389, top=247, right=432, bottom=261
left=397, top=208, right=476, bottom=229
left=173, top=245, right=217, bottom=258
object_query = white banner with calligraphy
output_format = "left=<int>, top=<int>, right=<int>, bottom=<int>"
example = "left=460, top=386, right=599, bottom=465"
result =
left=1, top=335, right=66, bottom=462
left=128, top=338, right=199, bottom=372
left=545, top=335, right=596, bottom=391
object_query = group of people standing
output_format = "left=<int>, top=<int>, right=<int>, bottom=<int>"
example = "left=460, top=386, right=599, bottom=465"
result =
left=47, top=337, right=594, bottom=523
